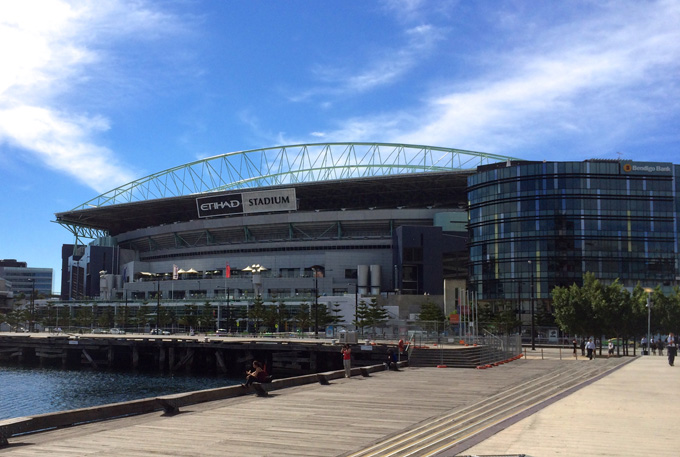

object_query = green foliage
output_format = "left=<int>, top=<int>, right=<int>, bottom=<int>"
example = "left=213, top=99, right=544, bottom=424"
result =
left=417, top=301, right=446, bottom=323
left=354, top=300, right=370, bottom=336
left=294, top=302, right=311, bottom=332
left=249, top=296, right=266, bottom=332
left=330, top=302, right=344, bottom=325
left=478, top=301, right=521, bottom=334
left=552, top=272, right=680, bottom=339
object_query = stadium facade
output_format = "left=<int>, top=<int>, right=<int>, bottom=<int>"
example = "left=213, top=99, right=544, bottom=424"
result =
left=53, top=143, right=680, bottom=330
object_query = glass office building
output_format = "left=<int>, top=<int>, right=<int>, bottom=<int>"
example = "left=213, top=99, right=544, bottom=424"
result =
left=468, top=160, right=679, bottom=307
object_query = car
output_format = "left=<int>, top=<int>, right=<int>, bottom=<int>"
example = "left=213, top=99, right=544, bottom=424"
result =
left=110, top=328, right=126, bottom=335
left=216, top=329, right=229, bottom=336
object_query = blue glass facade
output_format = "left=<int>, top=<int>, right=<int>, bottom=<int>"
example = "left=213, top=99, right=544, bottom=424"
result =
left=467, top=160, right=679, bottom=303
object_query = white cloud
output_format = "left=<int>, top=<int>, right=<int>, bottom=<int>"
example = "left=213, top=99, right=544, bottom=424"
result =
left=0, top=0, right=177, bottom=193
left=318, top=1, right=680, bottom=160
left=291, top=23, right=445, bottom=102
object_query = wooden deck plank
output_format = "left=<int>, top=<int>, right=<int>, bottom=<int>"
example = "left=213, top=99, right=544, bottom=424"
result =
left=2, top=360, right=578, bottom=456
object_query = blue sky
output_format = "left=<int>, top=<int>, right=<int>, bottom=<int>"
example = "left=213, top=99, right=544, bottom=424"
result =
left=1, top=0, right=679, bottom=293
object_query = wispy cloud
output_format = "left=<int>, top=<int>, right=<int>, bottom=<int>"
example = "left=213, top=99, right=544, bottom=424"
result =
left=317, top=1, right=680, bottom=160
left=290, top=24, right=445, bottom=103
left=0, top=1, right=179, bottom=193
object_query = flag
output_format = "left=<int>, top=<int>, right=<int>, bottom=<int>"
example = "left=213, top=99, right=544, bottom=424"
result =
left=172, top=264, right=178, bottom=280
left=225, top=263, right=231, bottom=278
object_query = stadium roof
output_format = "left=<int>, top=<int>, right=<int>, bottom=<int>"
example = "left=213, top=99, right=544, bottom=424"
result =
left=55, top=143, right=521, bottom=237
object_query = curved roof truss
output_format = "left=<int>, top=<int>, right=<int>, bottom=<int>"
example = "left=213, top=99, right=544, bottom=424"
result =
left=72, top=142, right=520, bottom=211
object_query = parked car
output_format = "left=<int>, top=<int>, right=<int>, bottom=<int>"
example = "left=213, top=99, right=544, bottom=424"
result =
left=110, top=328, right=126, bottom=335
left=150, top=328, right=170, bottom=335
left=216, top=329, right=229, bottom=336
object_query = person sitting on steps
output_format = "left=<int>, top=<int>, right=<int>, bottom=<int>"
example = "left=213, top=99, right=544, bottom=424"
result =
left=242, top=360, right=268, bottom=387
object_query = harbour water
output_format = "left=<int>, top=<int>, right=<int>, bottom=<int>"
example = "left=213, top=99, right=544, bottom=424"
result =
left=0, top=365, right=241, bottom=420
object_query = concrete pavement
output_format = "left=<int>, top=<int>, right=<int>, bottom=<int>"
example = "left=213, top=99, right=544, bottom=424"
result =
left=455, top=353, right=680, bottom=456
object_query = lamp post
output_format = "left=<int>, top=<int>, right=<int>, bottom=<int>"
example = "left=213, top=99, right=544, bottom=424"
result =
left=349, top=282, right=358, bottom=332
left=243, top=264, right=268, bottom=333
left=529, top=260, right=535, bottom=351
left=156, top=279, right=161, bottom=333
left=28, top=278, right=35, bottom=332
left=313, top=271, right=319, bottom=338
left=645, top=288, right=653, bottom=355
left=226, top=287, right=231, bottom=333
left=310, top=266, right=323, bottom=338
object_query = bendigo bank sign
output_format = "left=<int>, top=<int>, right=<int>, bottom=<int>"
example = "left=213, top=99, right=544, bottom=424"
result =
left=196, top=188, right=297, bottom=218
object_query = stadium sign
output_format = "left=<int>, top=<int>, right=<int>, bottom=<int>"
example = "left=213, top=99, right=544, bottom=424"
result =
left=196, top=188, right=297, bottom=218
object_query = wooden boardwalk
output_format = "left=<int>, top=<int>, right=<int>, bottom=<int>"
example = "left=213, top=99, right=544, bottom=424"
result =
left=1, top=357, right=623, bottom=457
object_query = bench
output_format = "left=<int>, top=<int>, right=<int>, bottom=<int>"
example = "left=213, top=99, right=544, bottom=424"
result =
left=0, top=418, right=34, bottom=446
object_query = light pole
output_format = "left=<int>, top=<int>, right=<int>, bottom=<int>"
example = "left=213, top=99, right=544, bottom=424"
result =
left=156, top=279, right=161, bottom=333
left=243, top=264, right=268, bottom=333
left=529, top=260, right=535, bottom=351
left=28, top=278, right=35, bottom=332
left=349, top=282, right=358, bottom=332
left=645, top=288, right=653, bottom=355
left=310, top=266, right=323, bottom=338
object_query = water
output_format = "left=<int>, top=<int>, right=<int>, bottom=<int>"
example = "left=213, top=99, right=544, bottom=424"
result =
left=0, top=366, right=241, bottom=420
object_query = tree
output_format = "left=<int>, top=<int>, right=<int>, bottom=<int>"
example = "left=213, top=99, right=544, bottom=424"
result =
left=179, top=304, right=198, bottom=331
left=354, top=300, right=370, bottom=336
left=417, top=300, right=446, bottom=334
left=262, top=304, right=278, bottom=331
left=293, top=302, right=311, bottom=333
left=330, top=302, right=344, bottom=327
left=200, top=301, right=215, bottom=332
left=249, top=296, right=266, bottom=332
left=276, top=301, right=289, bottom=332
left=365, top=298, right=388, bottom=337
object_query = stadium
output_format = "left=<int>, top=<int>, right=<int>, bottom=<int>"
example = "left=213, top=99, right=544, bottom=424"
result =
left=53, top=143, right=680, bottom=338
left=54, top=143, right=516, bottom=334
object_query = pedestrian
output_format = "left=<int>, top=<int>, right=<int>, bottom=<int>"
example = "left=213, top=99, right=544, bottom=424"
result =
left=651, top=340, right=657, bottom=355
left=341, top=344, right=352, bottom=378
left=641, top=336, right=648, bottom=354
left=385, top=348, right=397, bottom=370
left=586, top=338, right=595, bottom=360
left=398, top=339, right=405, bottom=361
left=572, top=338, right=577, bottom=355
left=667, top=333, right=677, bottom=367
left=580, top=339, right=586, bottom=356
left=607, top=340, right=614, bottom=358
left=657, top=339, right=664, bottom=356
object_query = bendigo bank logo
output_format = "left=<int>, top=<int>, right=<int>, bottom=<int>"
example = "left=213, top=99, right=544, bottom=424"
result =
left=623, top=163, right=632, bottom=172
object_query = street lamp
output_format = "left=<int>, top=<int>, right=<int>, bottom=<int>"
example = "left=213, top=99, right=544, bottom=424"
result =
left=28, top=278, right=35, bottom=332
left=349, top=282, right=358, bottom=332
left=529, top=260, right=535, bottom=351
left=311, top=267, right=321, bottom=338
left=243, top=264, right=268, bottom=333
left=644, top=287, right=653, bottom=355
left=156, top=279, right=161, bottom=333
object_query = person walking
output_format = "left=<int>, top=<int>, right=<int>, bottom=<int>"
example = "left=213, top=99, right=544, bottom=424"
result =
left=667, top=333, right=677, bottom=367
left=658, top=339, right=664, bottom=356
left=607, top=340, right=614, bottom=358
left=341, top=344, right=352, bottom=378
left=586, top=338, right=596, bottom=360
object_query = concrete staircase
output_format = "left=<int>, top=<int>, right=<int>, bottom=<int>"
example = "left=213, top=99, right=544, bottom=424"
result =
left=408, top=345, right=513, bottom=368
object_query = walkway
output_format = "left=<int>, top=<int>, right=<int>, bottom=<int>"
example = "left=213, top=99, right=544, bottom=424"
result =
left=1, top=351, right=675, bottom=456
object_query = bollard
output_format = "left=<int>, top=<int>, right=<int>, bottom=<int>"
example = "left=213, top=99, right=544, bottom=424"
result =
left=541, top=348, right=544, bottom=360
